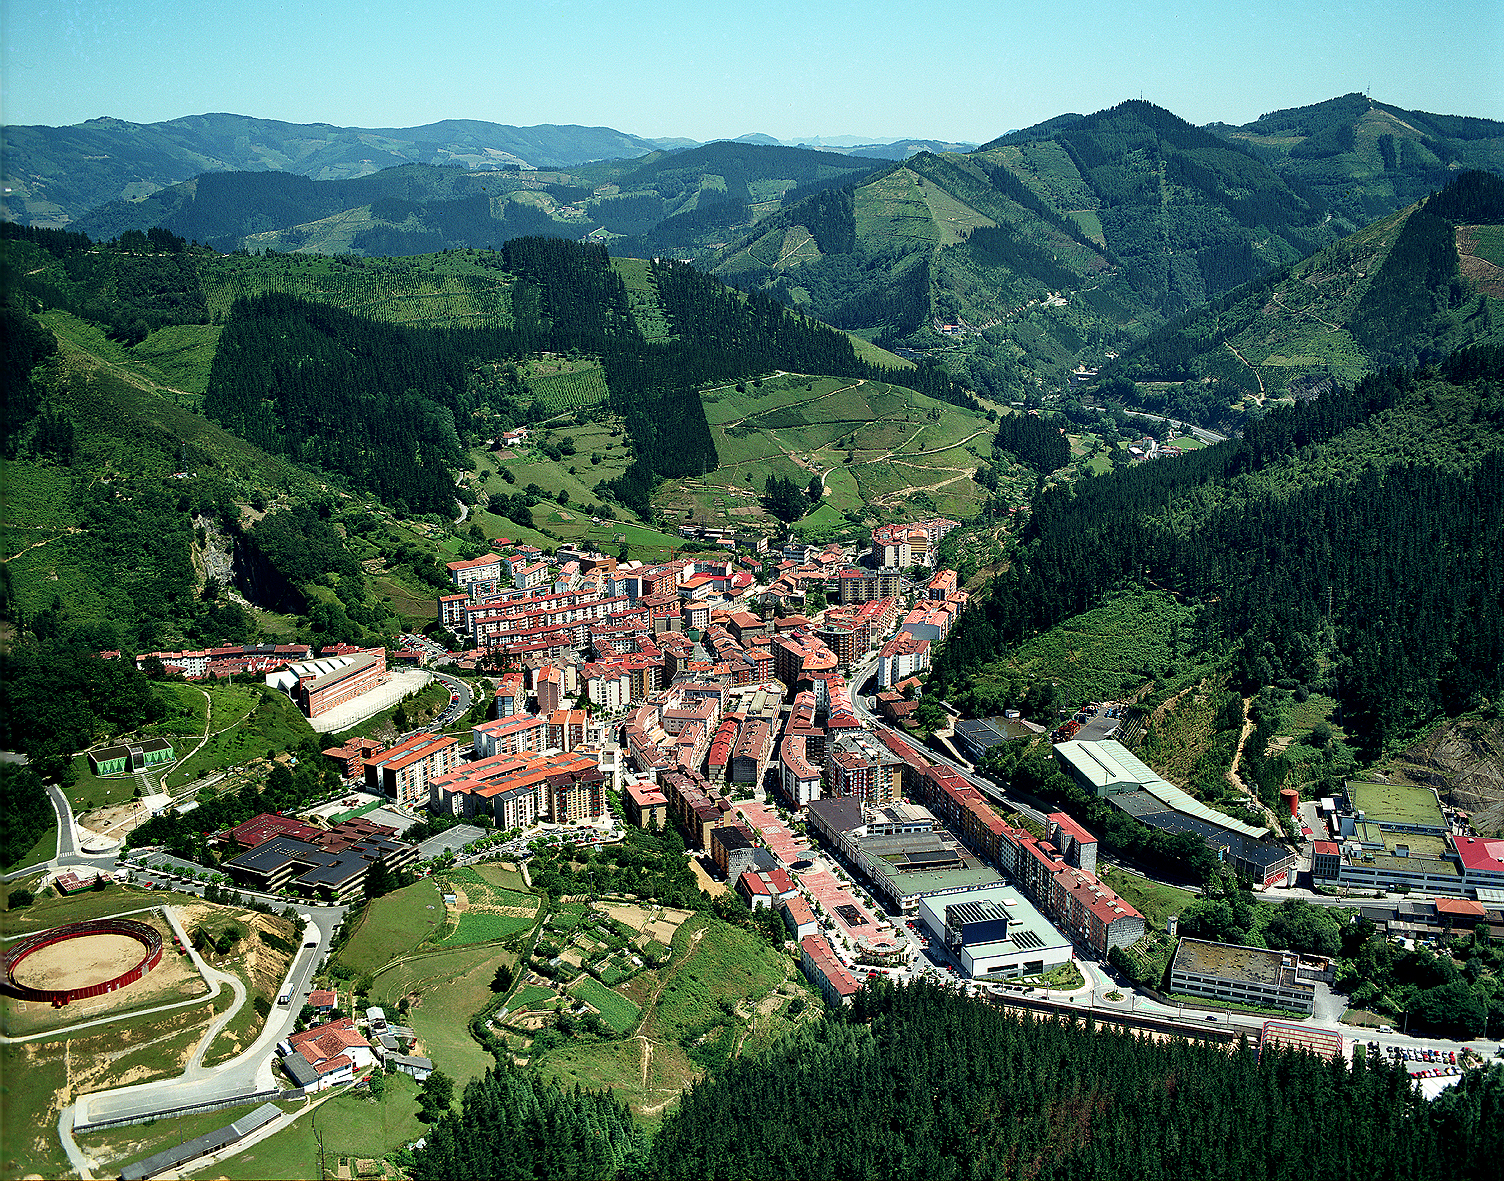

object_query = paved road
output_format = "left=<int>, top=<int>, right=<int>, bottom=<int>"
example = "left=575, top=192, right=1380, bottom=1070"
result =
left=73, top=905, right=346, bottom=1128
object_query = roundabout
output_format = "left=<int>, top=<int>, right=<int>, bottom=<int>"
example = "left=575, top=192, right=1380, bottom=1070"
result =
left=1, top=918, right=164, bottom=1007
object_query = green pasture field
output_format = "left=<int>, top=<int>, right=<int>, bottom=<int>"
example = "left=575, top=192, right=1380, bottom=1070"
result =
left=612, top=257, right=675, bottom=342
left=536, top=1035, right=699, bottom=1124
left=524, top=358, right=610, bottom=411
left=334, top=878, right=446, bottom=976
left=477, top=863, right=529, bottom=892
left=395, top=945, right=511, bottom=1084
left=438, top=912, right=537, bottom=946
left=162, top=688, right=313, bottom=789
left=205, top=1074, right=425, bottom=1180
left=1466, top=224, right=1504, bottom=267
left=199, top=251, right=516, bottom=328
left=569, top=976, right=640, bottom=1034
left=1099, top=866, right=1197, bottom=929
left=854, top=167, right=940, bottom=249
left=0, top=990, right=234, bottom=1179
left=644, top=916, right=782, bottom=1044
left=675, top=372, right=993, bottom=524
left=131, top=324, right=223, bottom=396
left=0, top=882, right=163, bottom=936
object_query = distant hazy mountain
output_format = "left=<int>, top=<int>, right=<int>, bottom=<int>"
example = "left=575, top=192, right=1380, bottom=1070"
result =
left=0, top=113, right=681, bottom=227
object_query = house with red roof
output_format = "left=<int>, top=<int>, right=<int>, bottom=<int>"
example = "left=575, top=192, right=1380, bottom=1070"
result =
left=278, top=1018, right=372, bottom=1091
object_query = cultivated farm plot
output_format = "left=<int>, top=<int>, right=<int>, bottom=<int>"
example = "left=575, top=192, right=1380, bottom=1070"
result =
left=525, top=360, right=609, bottom=412
left=569, top=975, right=640, bottom=1033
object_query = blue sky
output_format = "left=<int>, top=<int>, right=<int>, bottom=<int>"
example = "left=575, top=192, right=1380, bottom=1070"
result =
left=4, top=0, right=1500, bottom=140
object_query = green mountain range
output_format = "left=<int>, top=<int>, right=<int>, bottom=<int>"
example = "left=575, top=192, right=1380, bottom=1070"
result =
left=0, top=112, right=680, bottom=228
left=1105, top=169, right=1504, bottom=408
left=705, top=99, right=1504, bottom=402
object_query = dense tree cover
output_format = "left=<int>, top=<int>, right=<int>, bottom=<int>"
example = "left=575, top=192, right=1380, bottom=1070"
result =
left=1348, top=208, right=1466, bottom=365
left=993, top=411, right=1071, bottom=472
left=409, top=1062, right=645, bottom=1180
left=204, top=293, right=468, bottom=513
left=644, top=981, right=1499, bottom=1181
left=1, top=303, right=59, bottom=458
left=525, top=822, right=704, bottom=909
left=0, top=230, right=210, bottom=344
left=0, top=636, right=163, bottom=781
left=0, top=763, right=55, bottom=866
left=761, top=473, right=817, bottom=523
left=1337, top=921, right=1504, bottom=1039
left=934, top=358, right=1504, bottom=760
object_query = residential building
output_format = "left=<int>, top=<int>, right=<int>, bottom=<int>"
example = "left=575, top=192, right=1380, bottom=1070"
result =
left=800, top=933, right=861, bottom=1008
left=447, top=554, right=504, bottom=589
left=363, top=733, right=461, bottom=807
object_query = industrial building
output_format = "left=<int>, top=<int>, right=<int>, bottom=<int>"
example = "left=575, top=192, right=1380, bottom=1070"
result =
left=1054, top=739, right=1295, bottom=885
left=916, top=883, right=1072, bottom=979
left=1168, top=938, right=1319, bottom=1015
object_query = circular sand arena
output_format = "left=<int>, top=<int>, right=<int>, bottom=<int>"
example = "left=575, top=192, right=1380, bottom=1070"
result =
left=13, top=934, right=149, bottom=992
left=1, top=918, right=164, bottom=1006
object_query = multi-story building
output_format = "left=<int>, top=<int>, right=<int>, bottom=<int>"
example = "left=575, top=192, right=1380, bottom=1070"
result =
left=447, top=554, right=504, bottom=589
left=1168, top=938, right=1317, bottom=1015
left=824, top=731, right=903, bottom=809
left=779, top=734, right=823, bottom=806
left=363, top=733, right=461, bottom=807
left=800, top=933, right=861, bottom=1008
left=472, top=713, right=550, bottom=759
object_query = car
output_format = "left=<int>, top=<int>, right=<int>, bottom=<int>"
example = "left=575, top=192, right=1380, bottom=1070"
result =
left=304, top=940, right=318, bottom=948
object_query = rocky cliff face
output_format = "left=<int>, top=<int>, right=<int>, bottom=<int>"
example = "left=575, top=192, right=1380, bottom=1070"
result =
left=1386, top=716, right=1504, bottom=836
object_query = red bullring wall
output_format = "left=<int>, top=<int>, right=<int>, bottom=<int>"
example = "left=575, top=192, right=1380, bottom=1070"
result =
left=1, top=918, right=164, bottom=1006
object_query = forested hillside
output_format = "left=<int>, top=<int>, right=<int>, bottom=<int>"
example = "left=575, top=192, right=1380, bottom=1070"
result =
left=405, top=983, right=1503, bottom=1181
left=1104, top=170, right=1504, bottom=408
left=933, top=350, right=1504, bottom=768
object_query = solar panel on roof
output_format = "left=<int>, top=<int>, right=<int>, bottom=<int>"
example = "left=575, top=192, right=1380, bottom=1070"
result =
left=1010, top=929, right=1044, bottom=950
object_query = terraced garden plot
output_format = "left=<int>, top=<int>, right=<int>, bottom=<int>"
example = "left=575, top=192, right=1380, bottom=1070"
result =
left=438, top=911, right=537, bottom=946
left=507, top=983, right=558, bottom=1013
left=570, top=976, right=640, bottom=1034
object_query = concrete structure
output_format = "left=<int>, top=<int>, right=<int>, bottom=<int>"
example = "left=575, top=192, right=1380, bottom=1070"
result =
left=800, top=933, right=861, bottom=1008
left=88, top=738, right=174, bottom=777
left=447, top=553, right=504, bottom=588
left=916, top=884, right=1072, bottom=980
left=363, top=733, right=461, bottom=807
left=1168, top=938, right=1316, bottom=1015
left=266, top=652, right=389, bottom=720
left=223, top=830, right=417, bottom=902
left=624, top=778, right=669, bottom=829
